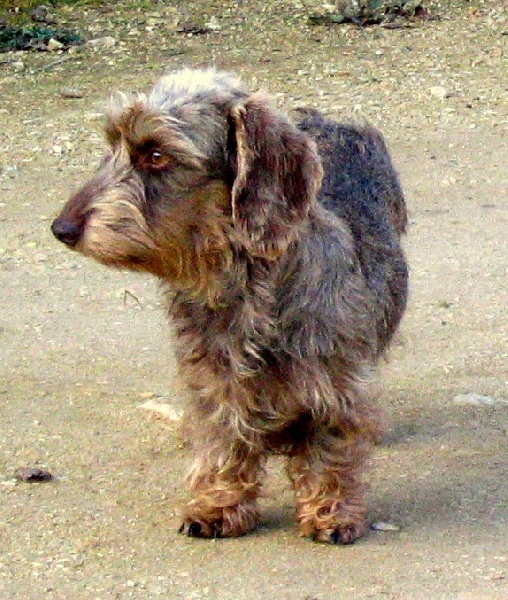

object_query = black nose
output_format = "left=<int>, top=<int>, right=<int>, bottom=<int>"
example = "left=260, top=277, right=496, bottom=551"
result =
left=51, top=218, right=82, bottom=247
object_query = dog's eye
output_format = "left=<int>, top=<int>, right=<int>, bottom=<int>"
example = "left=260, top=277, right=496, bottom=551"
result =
left=146, top=150, right=173, bottom=171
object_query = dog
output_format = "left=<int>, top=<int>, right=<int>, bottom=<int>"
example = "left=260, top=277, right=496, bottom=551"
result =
left=51, top=68, right=408, bottom=544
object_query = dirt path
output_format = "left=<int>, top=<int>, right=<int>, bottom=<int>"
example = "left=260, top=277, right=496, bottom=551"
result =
left=1, top=1, right=507, bottom=598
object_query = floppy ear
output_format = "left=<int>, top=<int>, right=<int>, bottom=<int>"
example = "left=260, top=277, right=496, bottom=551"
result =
left=227, top=94, right=323, bottom=259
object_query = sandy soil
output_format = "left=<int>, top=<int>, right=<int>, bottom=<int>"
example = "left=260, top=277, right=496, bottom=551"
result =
left=0, top=1, right=507, bottom=598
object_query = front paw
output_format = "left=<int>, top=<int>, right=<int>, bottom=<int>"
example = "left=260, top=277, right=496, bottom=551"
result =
left=179, top=501, right=260, bottom=539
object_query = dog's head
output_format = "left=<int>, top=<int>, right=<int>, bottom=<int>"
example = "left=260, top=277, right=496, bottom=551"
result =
left=51, top=68, right=322, bottom=287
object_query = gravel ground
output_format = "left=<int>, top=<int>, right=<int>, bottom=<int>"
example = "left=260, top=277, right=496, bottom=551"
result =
left=0, top=1, right=507, bottom=598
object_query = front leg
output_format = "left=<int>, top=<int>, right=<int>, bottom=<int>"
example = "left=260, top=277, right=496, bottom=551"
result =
left=179, top=426, right=264, bottom=539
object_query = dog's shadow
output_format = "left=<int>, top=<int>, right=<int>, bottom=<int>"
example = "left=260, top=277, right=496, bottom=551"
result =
left=253, top=402, right=508, bottom=539
left=369, top=402, right=508, bottom=534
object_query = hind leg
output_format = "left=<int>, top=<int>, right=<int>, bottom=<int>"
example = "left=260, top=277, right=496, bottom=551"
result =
left=287, top=425, right=373, bottom=544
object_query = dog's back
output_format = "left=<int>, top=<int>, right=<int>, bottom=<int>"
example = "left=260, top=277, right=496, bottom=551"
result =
left=292, top=108, right=408, bottom=355
left=294, top=108, right=407, bottom=236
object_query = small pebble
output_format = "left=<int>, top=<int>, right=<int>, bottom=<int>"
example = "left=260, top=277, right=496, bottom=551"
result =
left=60, top=88, right=85, bottom=99
left=30, top=5, right=50, bottom=23
left=15, top=468, right=54, bottom=483
left=371, top=521, right=401, bottom=532
left=47, top=38, right=64, bottom=52
left=137, top=400, right=183, bottom=422
left=87, top=36, right=116, bottom=49
left=430, top=86, right=449, bottom=100
left=176, top=21, right=212, bottom=35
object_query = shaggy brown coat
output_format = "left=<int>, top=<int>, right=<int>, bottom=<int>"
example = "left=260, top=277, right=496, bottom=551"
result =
left=52, top=68, right=408, bottom=544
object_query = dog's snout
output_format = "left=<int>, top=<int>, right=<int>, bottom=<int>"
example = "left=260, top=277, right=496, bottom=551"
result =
left=51, top=218, right=82, bottom=247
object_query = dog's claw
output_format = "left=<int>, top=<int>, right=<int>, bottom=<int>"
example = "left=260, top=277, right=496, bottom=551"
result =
left=187, top=522, right=203, bottom=537
left=330, top=530, right=350, bottom=545
left=329, top=530, right=342, bottom=544
left=179, top=522, right=205, bottom=537
left=179, top=521, right=222, bottom=538
left=329, top=527, right=358, bottom=545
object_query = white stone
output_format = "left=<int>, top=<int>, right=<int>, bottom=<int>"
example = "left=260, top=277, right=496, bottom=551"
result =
left=452, top=393, right=505, bottom=406
left=430, top=86, right=448, bottom=100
